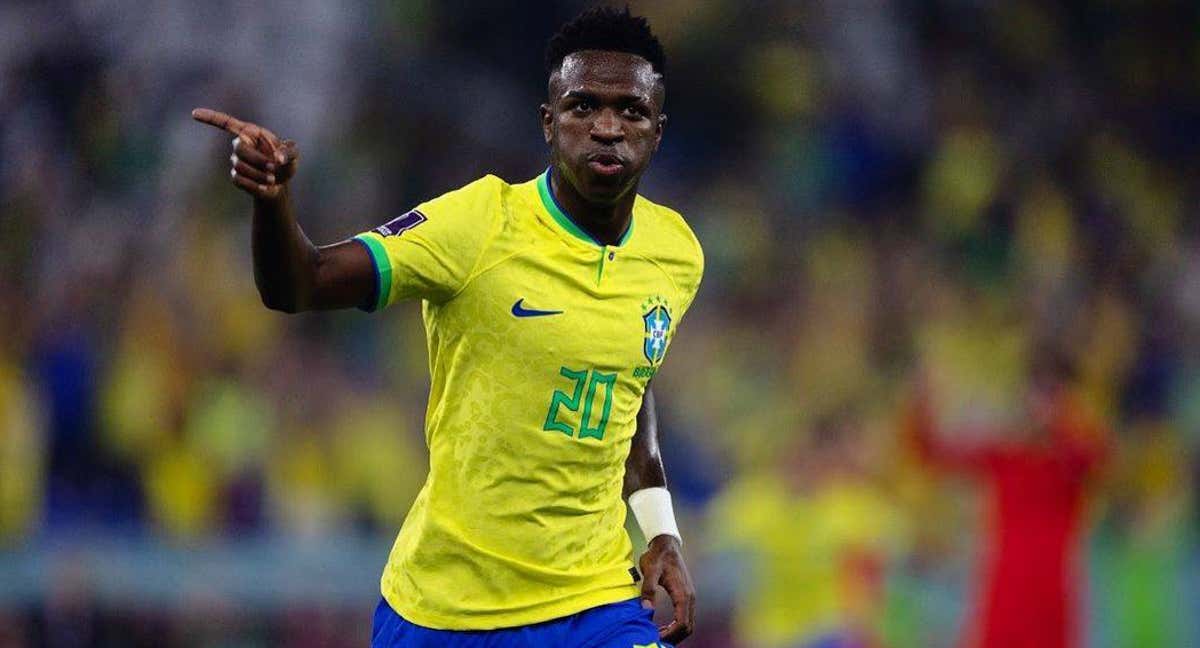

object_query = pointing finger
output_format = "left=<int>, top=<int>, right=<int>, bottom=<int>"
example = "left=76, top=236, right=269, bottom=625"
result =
left=192, top=108, right=248, bottom=135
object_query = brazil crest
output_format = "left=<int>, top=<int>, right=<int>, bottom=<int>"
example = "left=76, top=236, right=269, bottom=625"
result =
left=642, top=297, right=672, bottom=366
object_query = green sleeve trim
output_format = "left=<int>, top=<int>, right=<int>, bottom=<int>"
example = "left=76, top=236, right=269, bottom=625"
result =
left=354, top=234, right=392, bottom=312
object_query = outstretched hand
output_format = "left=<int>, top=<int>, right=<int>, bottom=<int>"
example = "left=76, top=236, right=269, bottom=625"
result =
left=192, top=108, right=299, bottom=200
left=638, top=535, right=696, bottom=644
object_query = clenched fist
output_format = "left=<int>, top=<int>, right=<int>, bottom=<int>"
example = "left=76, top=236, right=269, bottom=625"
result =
left=192, top=108, right=299, bottom=200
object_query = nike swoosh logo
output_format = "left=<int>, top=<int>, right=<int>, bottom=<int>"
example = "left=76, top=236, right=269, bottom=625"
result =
left=511, top=298, right=563, bottom=318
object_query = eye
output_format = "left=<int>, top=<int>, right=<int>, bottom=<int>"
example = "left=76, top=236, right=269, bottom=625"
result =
left=572, top=100, right=595, bottom=115
left=623, top=106, right=647, bottom=120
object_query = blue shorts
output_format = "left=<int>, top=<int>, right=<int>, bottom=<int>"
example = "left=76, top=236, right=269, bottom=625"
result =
left=371, top=597, right=673, bottom=648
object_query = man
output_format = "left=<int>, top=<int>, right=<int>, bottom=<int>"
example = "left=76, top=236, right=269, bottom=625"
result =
left=905, top=352, right=1108, bottom=648
left=193, top=7, right=701, bottom=647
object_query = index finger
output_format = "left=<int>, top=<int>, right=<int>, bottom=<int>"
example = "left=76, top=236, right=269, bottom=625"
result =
left=192, top=108, right=248, bottom=135
left=660, top=578, right=693, bottom=640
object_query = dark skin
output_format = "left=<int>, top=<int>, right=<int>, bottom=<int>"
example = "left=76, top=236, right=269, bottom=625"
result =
left=625, top=387, right=696, bottom=643
left=192, top=49, right=693, bottom=644
left=540, top=49, right=667, bottom=244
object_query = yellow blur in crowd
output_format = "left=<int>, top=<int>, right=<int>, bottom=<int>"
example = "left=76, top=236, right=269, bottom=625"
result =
left=1, top=128, right=1195, bottom=647
left=2, top=1, right=1199, bottom=646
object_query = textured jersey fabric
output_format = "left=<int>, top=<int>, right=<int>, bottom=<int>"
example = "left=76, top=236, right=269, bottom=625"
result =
left=353, top=169, right=703, bottom=629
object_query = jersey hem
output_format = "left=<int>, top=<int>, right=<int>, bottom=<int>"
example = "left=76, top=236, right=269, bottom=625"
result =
left=381, top=582, right=641, bottom=631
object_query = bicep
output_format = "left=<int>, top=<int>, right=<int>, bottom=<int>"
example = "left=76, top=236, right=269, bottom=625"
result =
left=351, top=198, right=499, bottom=309
left=309, top=239, right=377, bottom=311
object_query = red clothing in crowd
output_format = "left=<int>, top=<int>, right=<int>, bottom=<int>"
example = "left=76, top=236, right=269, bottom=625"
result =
left=908, top=395, right=1106, bottom=648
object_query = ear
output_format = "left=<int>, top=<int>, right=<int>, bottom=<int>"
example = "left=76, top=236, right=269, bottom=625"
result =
left=539, top=103, right=553, bottom=145
left=653, top=113, right=667, bottom=152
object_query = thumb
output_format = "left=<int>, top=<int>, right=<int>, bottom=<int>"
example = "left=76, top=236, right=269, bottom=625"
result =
left=281, top=139, right=300, bottom=164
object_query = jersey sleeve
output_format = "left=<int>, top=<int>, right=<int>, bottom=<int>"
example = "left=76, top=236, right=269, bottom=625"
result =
left=654, top=207, right=703, bottom=369
left=675, top=233, right=704, bottom=318
left=353, top=175, right=503, bottom=310
left=667, top=209, right=704, bottom=320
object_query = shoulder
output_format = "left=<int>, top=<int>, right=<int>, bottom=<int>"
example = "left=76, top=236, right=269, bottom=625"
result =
left=405, top=175, right=515, bottom=242
left=633, top=194, right=704, bottom=287
left=421, top=174, right=510, bottom=212
left=635, top=196, right=703, bottom=262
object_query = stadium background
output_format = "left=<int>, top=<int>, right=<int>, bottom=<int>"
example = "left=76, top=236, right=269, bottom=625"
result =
left=1, top=1, right=1198, bottom=646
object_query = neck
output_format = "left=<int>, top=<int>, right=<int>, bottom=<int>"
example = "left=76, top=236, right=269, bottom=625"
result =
left=549, top=167, right=635, bottom=246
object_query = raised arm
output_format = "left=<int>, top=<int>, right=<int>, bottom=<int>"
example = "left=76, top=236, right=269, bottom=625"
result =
left=904, top=379, right=995, bottom=474
left=1047, top=393, right=1111, bottom=477
left=192, top=108, right=374, bottom=312
left=624, top=387, right=696, bottom=644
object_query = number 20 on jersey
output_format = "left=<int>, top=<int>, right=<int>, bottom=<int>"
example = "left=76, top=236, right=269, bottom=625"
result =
left=543, top=367, right=616, bottom=441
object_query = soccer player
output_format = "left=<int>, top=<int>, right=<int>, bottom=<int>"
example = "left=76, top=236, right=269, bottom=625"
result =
left=905, top=352, right=1108, bottom=648
left=193, top=7, right=701, bottom=647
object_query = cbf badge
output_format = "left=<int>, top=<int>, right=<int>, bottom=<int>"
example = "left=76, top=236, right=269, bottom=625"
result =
left=642, top=296, right=672, bottom=366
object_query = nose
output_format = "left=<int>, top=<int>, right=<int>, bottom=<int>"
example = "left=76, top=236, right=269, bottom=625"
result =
left=590, top=108, right=623, bottom=144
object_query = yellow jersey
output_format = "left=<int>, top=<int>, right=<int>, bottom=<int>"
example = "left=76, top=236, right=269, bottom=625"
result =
left=353, top=169, right=704, bottom=630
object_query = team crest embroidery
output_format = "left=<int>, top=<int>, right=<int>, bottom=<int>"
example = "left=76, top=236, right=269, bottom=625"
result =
left=374, top=209, right=426, bottom=237
left=642, top=296, right=672, bottom=366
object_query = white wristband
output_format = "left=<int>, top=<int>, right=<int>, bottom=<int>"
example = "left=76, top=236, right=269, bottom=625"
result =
left=628, top=487, right=682, bottom=547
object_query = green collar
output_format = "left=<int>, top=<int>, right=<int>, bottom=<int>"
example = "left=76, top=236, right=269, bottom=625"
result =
left=537, top=168, right=633, bottom=248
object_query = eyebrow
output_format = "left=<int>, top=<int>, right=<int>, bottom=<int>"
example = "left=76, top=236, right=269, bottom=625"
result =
left=562, top=89, right=650, bottom=105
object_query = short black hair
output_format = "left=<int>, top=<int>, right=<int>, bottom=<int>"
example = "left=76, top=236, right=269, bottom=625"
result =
left=545, top=6, right=666, bottom=77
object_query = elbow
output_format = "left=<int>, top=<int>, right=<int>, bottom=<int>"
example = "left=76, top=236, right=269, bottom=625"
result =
left=254, top=272, right=314, bottom=314
left=259, top=290, right=303, bottom=314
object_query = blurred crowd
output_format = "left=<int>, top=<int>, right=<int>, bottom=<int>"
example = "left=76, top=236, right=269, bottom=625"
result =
left=2, top=1, right=1199, bottom=646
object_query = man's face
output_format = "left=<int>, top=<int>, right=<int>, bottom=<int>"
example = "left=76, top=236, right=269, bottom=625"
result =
left=541, top=50, right=665, bottom=206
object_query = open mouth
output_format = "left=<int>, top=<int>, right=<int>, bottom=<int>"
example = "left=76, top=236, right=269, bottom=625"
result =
left=586, top=153, right=625, bottom=176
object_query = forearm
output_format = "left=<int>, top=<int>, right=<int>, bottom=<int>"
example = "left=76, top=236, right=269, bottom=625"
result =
left=626, top=388, right=694, bottom=641
left=252, top=188, right=320, bottom=312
